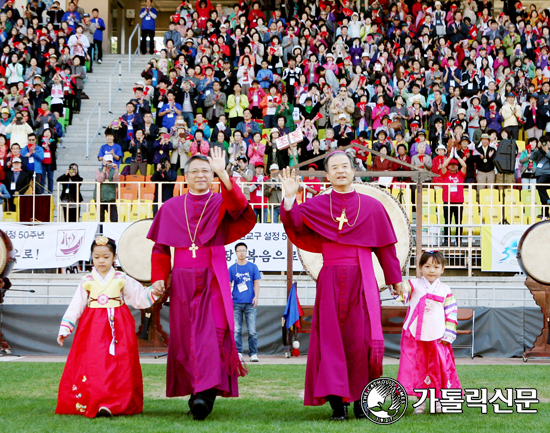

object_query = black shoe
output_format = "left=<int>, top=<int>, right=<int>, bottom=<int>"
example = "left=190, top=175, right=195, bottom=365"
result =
left=354, top=401, right=367, bottom=419
left=96, top=407, right=112, bottom=417
left=191, top=397, right=210, bottom=421
left=330, top=405, right=348, bottom=421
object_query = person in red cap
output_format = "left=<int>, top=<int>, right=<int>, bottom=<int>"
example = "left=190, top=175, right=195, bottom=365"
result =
left=440, top=148, right=467, bottom=246
left=302, top=163, right=322, bottom=200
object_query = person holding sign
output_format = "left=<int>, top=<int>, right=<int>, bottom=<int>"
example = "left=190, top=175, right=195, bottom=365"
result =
left=279, top=151, right=404, bottom=421
left=229, top=242, right=261, bottom=362
left=147, top=148, right=256, bottom=420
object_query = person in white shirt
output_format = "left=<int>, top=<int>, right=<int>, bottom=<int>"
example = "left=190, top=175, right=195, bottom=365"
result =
left=68, top=24, right=91, bottom=58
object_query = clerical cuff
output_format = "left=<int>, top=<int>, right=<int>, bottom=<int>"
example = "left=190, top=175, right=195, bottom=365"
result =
left=283, top=196, right=296, bottom=210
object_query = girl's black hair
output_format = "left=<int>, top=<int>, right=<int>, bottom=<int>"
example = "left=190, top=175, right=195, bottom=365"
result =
left=91, top=237, right=117, bottom=255
left=419, top=251, right=446, bottom=268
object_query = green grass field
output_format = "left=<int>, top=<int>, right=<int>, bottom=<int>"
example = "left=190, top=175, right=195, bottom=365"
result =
left=0, top=363, right=549, bottom=432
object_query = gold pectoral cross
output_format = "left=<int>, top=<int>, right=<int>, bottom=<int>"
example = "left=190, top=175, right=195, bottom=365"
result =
left=336, top=209, right=348, bottom=231
left=189, top=243, right=199, bottom=258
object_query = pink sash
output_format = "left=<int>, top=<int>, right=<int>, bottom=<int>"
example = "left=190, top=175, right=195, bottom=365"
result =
left=322, top=243, right=384, bottom=378
left=408, top=291, right=445, bottom=340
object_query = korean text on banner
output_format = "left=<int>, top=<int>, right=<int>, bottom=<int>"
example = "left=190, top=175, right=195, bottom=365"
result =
left=0, top=223, right=99, bottom=270
left=104, top=223, right=303, bottom=272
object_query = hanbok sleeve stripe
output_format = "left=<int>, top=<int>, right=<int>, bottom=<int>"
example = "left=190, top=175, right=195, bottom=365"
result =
left=444, top=302, right=457, bottom=310
left=60, top=320, right=75, bottom=332
left=146, top=288, right=156, bottom=306
left=445, top=329, right=457, bottom=336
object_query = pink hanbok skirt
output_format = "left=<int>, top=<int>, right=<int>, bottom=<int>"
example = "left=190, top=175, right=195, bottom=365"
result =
left=397, top=329, right=461, bottom=398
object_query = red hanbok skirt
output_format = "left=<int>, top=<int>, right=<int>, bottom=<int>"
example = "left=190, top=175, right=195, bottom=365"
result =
left=55, top=305, right=143, bottom=417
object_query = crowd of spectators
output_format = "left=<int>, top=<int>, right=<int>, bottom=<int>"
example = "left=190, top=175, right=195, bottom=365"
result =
left=0, top=0, right=105, bottom=219
left=97, top=0, right=550, bottom=223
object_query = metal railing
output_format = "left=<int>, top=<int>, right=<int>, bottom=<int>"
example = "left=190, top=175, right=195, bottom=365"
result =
left=128, top=25, right=141, bottom=73
left=46, top=179, right=549, bottom=273
left=85, top=102, right=101, bottom=160
left=108, top=60, right=122, bottom=114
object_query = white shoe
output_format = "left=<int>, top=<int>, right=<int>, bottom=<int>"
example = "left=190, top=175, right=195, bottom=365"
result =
left=98, top=59, right=102, bottom=64
left=238, top=353, right=243, bottom=362
left=414, top=402, right=426, bottom=414
left=435, top=402, right=442, bottom=413
left=285, top=351, right=290, bottom=358
left=250, top=354, right=259, bottom=362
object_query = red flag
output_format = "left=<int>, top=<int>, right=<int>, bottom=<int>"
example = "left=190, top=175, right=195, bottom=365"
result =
left=357, top=102, right=366, bottom=111
left=172, top=13, right=180, bottom=23
left=342, top=7, right=353, bottom=17
left=312, top=112, right=323, bottom=122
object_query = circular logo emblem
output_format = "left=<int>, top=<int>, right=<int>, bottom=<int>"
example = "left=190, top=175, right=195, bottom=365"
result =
left=360, top=377, right=408, bottom=425
left=97, top=294, right=109, bottom=305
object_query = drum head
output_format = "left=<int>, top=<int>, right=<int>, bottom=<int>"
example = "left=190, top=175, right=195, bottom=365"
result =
left=518, top=220, right=550, bottom=284
left=298, top=182, right=412, bottom=290
left=0, top=232, right=7, bottom=275
left=117, top=219, right=171, bottom=283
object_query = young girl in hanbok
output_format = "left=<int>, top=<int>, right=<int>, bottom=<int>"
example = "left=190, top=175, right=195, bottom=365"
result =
left=394, top=250, right=461, bottom=414
left=56, top=236, right=161, bottom=418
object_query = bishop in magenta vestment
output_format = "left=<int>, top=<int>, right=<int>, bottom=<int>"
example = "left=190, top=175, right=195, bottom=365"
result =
left=147, top=180, right=255, bottom=401
left=281, top=189, right=402, bottom=406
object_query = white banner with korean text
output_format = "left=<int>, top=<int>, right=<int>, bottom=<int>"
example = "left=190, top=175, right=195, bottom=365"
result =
left=0, top=223, right=99, bottom=270
left=225, top=224, right=304, bottom=271
left=103, top=223, right=304, bottom=272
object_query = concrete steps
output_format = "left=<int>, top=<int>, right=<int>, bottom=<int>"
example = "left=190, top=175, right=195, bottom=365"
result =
left=53, top=54, right=151, bottom=212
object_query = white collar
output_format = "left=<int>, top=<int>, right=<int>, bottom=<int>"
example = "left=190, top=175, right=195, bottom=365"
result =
left=331, top=187, right=355, bottom=194
left=189, top=189, right=211, bottom=195
left=92, top=267, right=114, bottom=284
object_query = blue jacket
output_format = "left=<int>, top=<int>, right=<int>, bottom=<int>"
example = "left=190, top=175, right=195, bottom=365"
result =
left=160, top=103, right=182, bottom=129
left=235, top=121, right=262, bottom=142
left=61, top=11, right=81, bottom=31
left=21, top=145, right=44, bottom=175
left=92, top=17, right=105, bottom=41
left=55, top=121, right=64, bottom=137
left=197, top=77, right=219, bottom=101
left=256, top=68, right=273, bottom=89
left=190, top=124, right=212, bottom=140
left=163, top=29, right=182, bottom=48
left=140, top=7, right=157, bottom=31
left=0, top=183, right=10, bottom=203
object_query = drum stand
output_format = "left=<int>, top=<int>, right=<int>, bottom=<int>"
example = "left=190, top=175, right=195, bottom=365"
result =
left=136, top=292, right=169, bottom=354
left=523, top=277, right=550, bottom=361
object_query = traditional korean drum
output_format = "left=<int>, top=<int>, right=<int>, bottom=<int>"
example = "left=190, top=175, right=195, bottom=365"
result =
left=117, top=219, right=174, bottom=283
left=297, top=182, right=412, bottom=290
left=0, top=229, right=16, bottom=279
left=517, top=220, right=550, bottom=285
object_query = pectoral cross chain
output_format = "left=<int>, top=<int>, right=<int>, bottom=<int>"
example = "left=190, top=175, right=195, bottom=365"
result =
left=189, top=242, right=199, bottom=258
left=336, top=209, right=348, bottom=231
